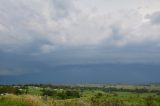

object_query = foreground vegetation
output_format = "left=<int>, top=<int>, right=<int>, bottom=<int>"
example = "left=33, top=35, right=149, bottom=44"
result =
left=0, top=84, right=160, bottom=106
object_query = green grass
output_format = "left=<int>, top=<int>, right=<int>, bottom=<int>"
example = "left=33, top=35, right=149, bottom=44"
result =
left=0, top=95, right=28, bottom=106
left=27, top=86, right=43, bottom=96
left=0, top=93, right=160, bottom=106
left=0, top=84, right=160, bottom=106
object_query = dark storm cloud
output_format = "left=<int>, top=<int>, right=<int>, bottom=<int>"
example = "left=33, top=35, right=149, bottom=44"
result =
left=1, top=63, right=160, bottom=84
left=0, top=0, right=160, bottom=83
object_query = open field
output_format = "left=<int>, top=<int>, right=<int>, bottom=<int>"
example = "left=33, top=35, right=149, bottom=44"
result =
left=0, top=84, right=160, bottom=106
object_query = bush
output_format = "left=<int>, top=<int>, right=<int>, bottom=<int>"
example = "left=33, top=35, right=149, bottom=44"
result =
left=65, top=90, right=80, bottom=98
left=41, top=89, right=80, bottom=99
left=0, top=86, right=22, bottom=95
left=41, top=89, right=57, bottom=96
left=95, top=92, right=103, bottom=98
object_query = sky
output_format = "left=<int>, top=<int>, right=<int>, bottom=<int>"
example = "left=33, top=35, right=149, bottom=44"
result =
left=0, top=0, right=160, bottom=84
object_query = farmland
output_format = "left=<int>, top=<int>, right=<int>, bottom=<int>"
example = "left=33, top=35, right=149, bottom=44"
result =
left=0, top=84, right=160, bottom=106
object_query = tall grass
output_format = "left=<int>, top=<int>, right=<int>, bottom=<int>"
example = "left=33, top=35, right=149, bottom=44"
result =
left=0, top=95, right=48, bottom=106
left=0, top=93, right=160, bottom=106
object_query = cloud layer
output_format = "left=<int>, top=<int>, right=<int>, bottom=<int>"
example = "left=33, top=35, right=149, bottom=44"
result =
left=0, top=0, right=160, bottom=50
left=0, top=0, right=160, bottom=77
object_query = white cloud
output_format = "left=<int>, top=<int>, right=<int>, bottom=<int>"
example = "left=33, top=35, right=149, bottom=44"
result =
left=0, top=0, right=160, bottom=52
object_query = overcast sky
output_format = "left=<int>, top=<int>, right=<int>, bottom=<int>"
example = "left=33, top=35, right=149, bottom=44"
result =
left=0, top=0, right=160, bottom=83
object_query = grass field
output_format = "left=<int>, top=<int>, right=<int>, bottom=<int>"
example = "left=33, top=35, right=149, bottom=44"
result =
left=0, top=84, right=160, bottom=106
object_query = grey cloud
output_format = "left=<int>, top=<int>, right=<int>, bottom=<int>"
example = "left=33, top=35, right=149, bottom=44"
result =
left=0, top=0, right=160, bottom=78
left=51, top=0, right=75, bottom=19
left=147, top=11, right=160, bottom=24
left=0, top=40, right=160, bottom=77
left=0, top=0, right=74, bottom=48
left=0, top=0, right=160, bottom=51
left=0, top=68, right=25, bottom=76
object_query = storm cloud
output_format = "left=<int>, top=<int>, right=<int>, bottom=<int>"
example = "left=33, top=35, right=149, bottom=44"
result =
left=0, top=0, right=160, bottom=83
